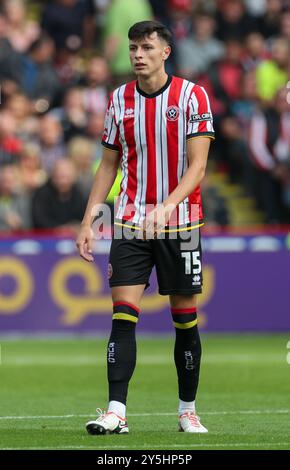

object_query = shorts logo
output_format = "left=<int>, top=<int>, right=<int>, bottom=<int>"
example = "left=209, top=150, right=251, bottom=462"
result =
left=189, top=112, right=212, bottom=123
left=166, top=106, right=180, bottom=121
left=192, top=274, right=201, bottom=286
left=108, top=263, right=113, bottom=279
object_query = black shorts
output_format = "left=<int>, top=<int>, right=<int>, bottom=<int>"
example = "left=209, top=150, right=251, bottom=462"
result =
left=108, top=225, right=203, bottom=295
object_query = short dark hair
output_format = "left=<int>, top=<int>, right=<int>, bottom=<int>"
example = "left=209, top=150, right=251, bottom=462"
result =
left=128, top=20, right=172, bottom=46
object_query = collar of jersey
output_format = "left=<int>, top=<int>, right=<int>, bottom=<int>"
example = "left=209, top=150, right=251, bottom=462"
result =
left=136, top=75, right=172, bottom=98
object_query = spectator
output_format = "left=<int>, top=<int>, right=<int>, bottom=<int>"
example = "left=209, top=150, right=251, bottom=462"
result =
left=166, top=0, right=195, bottom=73
left=199, top=39, right=244, bottom=117
left=4, top=92, right=39, bottom=141
left=215, top=0, right=258, bottom=41
left=67, top=136, right=96, bottom=199
left=54, top=42, right=84, bottom=87
left=32, top=158, right=86, bottom=229
left=85, top=111, right=106, bottom=159
left=0, top=164, right=31, bottom=231
left=242, top=32, right=269, bottom=72
left=256, top=0, right=282, bottom=39
left=167, top=0, right=194, bottom=42
left=0, top=14, right=22, bottom=100
left=84, top=110, right=122, bottom=215
left=17, top=142, right=47, bottom=194
left=256, top=37, right=290, bottom=103
left=224, top=72, right=258, bottom=192
left=219, top=114, right=252, bottom=185
left=280, top=10, right=290, bottom=40
left=41, top=0, right=96, bottom=50
left=38, top=114, right=66, bottom=173
left=104, top=0, right=153, bottom=86
left=0, top=34, right=61, bottom=110
left=82, top=56, right=110, bottom=115
left=0, top=111, right=23, bottom=166
left=198, top=39, right=246, bottom=179
left=249, top=87, right=290, bottom=222
left=177, top=11, right=225, bottom=80
left=148, top=0, right=169, bottom=24
left=230, top=70, right=258, bottom=134
left=52, top=86, right=88, bottom=142
left=2, top=0, right=40, bottom=53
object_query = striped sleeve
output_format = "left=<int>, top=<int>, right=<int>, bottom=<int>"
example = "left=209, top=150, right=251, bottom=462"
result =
left=186, top=85, right=215, bottom=140
left=101, top=95, right=120, bottom=151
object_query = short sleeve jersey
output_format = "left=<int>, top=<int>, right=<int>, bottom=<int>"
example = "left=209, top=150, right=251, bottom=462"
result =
left=102, top=75, right=215, bottom=227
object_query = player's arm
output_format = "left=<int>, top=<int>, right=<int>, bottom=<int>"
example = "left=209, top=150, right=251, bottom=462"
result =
left=76, top=147, right=120, bottom=261
left=164, top=136, right=211, bottom=211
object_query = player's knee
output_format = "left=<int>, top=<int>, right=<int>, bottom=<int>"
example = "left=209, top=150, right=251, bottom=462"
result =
left=169, top=294, right=197, bottom=310
left=112, top=301, right=140, bottom=324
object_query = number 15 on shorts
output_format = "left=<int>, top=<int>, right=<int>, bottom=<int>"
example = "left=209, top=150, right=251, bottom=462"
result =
left=181, top=251, right=201, bottom=275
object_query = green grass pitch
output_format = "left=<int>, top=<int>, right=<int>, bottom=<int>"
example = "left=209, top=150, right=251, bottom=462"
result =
left=0, top=334, right=289, bottom=450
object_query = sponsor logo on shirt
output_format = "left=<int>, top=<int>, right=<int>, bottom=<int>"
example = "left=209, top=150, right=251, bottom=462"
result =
left=189, top=112, right=212, bottom=123
left=124, top=108, right=134, bottom=118
left=166, top=105, right=180, bottom=121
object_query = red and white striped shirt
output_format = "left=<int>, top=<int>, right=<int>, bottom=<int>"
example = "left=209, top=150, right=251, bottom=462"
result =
left=102, top=75, right=214, bottom=227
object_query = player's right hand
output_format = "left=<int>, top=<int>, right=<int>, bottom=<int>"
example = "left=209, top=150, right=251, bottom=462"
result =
left=76, top=224, right=94, bottom=262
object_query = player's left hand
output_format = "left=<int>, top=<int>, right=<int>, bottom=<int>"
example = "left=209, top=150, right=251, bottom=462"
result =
left=139, top=204, right=173, bottom=240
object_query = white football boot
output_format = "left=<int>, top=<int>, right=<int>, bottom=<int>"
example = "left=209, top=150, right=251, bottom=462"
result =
left=86, top=408, right=129, bottom=435
left=179, top=411, right=208, bottom=433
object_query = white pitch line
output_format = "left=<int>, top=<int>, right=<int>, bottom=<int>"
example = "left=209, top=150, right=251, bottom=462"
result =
left=1, top=442, right=290, bottom=450
left=0, top=409, right=289, bottom=420
left=129, top=409, right=290, bottom=417
left=0, top=414, right=90, bottom=420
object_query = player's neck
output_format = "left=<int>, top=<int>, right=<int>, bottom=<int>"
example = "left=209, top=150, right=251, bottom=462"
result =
left=137, top=71, right=169, bottom=95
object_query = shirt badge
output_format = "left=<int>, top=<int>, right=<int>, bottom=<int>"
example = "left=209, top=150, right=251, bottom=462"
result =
left=166, top=105, right=180, bottom=121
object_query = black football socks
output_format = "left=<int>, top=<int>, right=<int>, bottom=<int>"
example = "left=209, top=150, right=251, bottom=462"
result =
left=171, top=307, right=201, bottom=402
left=107, top=302, right=139, bottom=404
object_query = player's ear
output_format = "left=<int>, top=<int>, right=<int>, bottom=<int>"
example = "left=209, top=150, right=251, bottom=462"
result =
left=163, top=46, right=171, bottom=61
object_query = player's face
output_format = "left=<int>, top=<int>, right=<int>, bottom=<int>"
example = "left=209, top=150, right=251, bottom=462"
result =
left=129, top=32, right=171, bottom=78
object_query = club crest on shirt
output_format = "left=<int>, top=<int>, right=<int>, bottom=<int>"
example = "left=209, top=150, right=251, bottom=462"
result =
left=166, top=105, right=180, bottom=121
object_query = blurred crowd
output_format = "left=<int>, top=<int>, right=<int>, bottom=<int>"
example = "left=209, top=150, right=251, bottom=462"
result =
left=0, top=0, right=290, bottom=233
